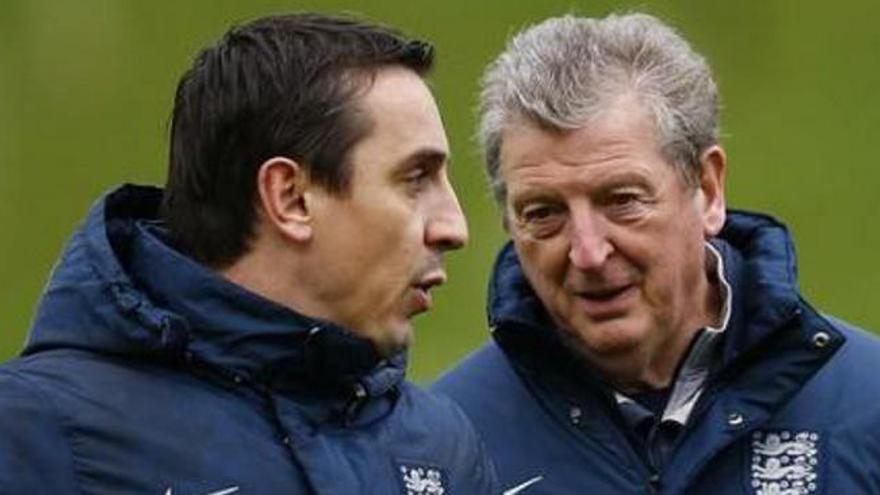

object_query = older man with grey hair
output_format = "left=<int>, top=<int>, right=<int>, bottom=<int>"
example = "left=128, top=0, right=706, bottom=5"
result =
left=434, top=12, right=880, bottom=494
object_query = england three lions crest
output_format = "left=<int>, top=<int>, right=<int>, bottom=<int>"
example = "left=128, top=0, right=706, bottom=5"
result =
left=750, top=430, right=821, bottom=495
left=397, top=462, right=447, bottom=495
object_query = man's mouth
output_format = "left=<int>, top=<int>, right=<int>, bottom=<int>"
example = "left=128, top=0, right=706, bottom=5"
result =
left=581, top=284, right=631, bottom=300
left=409, top=271, right=446, bottom=314
left=573, top=283, right=636, bottom=318
left=412, top=286, right=433, bottom=313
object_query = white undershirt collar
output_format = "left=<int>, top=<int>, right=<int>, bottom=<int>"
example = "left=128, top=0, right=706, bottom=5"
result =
left=615, top=242, right=732, bottom=425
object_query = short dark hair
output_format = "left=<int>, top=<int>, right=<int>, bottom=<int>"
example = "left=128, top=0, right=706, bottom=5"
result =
left=161, top=13, right=434, bottom=266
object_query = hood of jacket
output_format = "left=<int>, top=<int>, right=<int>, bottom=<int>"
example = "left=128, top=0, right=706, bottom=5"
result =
left=25, top=184, right=404, bottom=404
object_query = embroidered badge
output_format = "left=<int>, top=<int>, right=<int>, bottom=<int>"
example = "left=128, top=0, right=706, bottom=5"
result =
left=750, top=430, right=820, bottom=495
left=397, top=463, right=447, bottom=495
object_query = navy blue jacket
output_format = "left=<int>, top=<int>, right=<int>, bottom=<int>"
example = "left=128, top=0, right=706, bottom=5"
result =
left=0, top=185, right=496, bottom=494
left=434, top=211, right=880, bottom=494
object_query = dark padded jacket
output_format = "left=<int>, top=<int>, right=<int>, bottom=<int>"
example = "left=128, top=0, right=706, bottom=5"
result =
left=434, top=211, right=880, bottom=494
left=0, top=185, right=497, bottom=495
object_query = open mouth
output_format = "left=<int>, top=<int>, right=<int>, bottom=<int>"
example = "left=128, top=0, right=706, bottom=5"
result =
left=408, top=271, right=446, bottom=314
left=412, top=285, right=433, bottom=310
left=581, top=285, right=631, bottom=301
left=574, top=284, right=636, bottom=317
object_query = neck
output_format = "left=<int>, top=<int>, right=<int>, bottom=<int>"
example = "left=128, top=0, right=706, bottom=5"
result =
left=604, top=268, right=723, bottom=394
left=220, top=247, right=294, bottom=310
left=606, top=325, right=701, bottom=394
left=220, top=236, right=343, bottom=329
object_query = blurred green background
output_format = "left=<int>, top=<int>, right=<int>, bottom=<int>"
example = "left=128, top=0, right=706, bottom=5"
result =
left=1, top=1, right=878, bottom=383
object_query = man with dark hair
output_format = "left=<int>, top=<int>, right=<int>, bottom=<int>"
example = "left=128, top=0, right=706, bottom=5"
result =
left=0, top=13, right=496, bottom=494
left=434, top=12, right=880, bottom=494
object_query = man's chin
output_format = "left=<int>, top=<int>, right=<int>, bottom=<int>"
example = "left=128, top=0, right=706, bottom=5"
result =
left=370, top=325, right=413, bottom=358
left=563, top=320, right=646, bottom=360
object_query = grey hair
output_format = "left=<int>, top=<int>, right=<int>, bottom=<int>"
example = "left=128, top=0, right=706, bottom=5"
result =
left=479, top=13, right=719, bottom=204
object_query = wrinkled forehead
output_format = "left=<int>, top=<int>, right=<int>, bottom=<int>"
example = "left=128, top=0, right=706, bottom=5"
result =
left=502, top=99, right=660, bottom=167
left=496, top=98, right=701, bottom=206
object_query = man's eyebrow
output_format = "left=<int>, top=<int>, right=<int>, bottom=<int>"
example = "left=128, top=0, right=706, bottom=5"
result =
left=398, top=148, right=450, bottom=171
left=597, top=171, right=656, bottom=192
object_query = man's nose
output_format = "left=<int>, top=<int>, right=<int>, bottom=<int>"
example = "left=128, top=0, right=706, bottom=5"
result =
left=568, top=207, right=612, bottom=270
left=425, top=177, right=469, bottom=251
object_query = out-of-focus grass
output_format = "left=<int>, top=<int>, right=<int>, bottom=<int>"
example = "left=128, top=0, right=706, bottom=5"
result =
left=1, top=1, right=878, bottom=384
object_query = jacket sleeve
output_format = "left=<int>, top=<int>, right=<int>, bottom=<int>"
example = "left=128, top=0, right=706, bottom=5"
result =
left=0, top=368, right=80, bottom=494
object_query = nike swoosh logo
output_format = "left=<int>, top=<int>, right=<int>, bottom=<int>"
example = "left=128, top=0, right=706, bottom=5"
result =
left=164, top=487, right=239, bottom=495
left=503, top=475, right=543, bottom=495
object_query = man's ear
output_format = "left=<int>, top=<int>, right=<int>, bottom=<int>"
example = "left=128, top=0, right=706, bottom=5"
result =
left=256, top=157, right=313, bottom=243
left=697, top=145, right=727, bottom=238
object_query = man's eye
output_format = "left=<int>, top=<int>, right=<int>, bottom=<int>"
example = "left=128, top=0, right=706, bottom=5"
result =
left=522, top=205, right=555, bottom=222
left=609, top=192, right=639, bottom=206
left=604, top=190, right=651, bottom=220
left=402, top=167, right=433, bottom=192
left=515, top=203, right=565, bottom=237
left=405, top=168, right=429, bottom=183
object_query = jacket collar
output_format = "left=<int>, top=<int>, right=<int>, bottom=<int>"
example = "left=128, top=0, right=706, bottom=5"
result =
left=487, top=210, right=845, bottom=488
left=711, top=211, right=801, bottom=364
left=487, top=240, right=610, bottom=400
left=26, top=185, right=404, bottom=401
left=487, top=210, right=842, bottom=397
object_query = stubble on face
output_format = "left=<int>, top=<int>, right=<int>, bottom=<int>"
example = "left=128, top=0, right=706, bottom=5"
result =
left=299, top=67, right=464, bottom=357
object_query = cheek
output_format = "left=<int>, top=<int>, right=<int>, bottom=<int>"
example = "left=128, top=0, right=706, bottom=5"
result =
left=640, top=218, right=705, bottom=296
left=515, top=237, right=569, bottom=291
left=357, top=210, right=424, bottom=285
left=354, top=203, right=419, bottom=252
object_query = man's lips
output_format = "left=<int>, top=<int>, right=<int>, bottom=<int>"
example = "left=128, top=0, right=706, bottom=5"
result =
left=411, top=286, right=433, bottom=313
left=579, top=284, right=631, bottom=300
left=572, top=283, right=637, bottom=318
left=409, top=270, right=446, bottom=314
